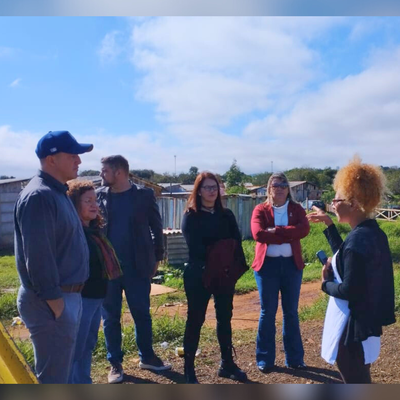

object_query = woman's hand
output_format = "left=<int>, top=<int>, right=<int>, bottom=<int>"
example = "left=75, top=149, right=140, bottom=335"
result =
left=322, top=257, right=334, bottom=282
left=307, top=206, right=333, bottom=227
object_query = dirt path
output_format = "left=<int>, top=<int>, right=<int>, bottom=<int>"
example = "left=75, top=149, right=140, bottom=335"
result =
left=92, top=321, right=400, bottom=384
left=8, top=281, right=321, bottom=341
left=152, top=280, right=322, bottom=329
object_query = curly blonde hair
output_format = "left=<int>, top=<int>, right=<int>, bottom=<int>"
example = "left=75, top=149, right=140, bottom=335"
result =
left=67, top=179, right=104, bottom=229
left=334, top=155, right=387, bottom=216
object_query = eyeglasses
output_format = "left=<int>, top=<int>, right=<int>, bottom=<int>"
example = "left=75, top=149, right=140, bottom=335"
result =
left=331, top=199, right=346, bottom=205
left=271, top=183, right=289, bottom=189
left=201, top=185, right=218, bottom=192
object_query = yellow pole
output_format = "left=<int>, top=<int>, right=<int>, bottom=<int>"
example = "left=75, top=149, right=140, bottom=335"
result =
left=0, top=321, right=38, bottom=384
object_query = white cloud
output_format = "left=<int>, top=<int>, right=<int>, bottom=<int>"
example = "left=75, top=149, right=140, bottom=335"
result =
left=130, top=17, right=346, bottom=127
left=98, top=31, right=124, bottom=63
left=9, top=78, right=21, bottom=88
left=0, top=46, right=16, bottom=57
left=243, top=46, right=400, bottom=170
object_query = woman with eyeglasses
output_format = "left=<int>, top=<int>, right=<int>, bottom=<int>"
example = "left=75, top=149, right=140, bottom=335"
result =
left=307, top=157, right=395, bottom=383
left=67, top=180, right=122, bottom=383
left=181, top=171, right=247, bottom=384
left=251, top=172, right=310, bottom=373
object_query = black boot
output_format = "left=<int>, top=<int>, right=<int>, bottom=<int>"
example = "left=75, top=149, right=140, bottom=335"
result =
left=218, top=346, right=247, bottom=383
left=184, top=354, right=199, bottom=384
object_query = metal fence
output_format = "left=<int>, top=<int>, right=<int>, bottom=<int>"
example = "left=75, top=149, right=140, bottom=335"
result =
left=157, top=196, right=266, bottom=239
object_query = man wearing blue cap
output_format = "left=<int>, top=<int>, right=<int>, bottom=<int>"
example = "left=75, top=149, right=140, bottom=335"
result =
left=14, top=131, right=93, bottom=384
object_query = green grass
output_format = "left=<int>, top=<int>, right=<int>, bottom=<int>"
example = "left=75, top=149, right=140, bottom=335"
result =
left=0, top=292, right=18, bottom=321
left=299, top=266, right=400, bottom=321
left=0, top=255, right=19, bottom=290
left=92, top=311, right=190, bottom=361
left=299, top=293, right=329, bottom=322
left=15, top=339, right=35, bottom=370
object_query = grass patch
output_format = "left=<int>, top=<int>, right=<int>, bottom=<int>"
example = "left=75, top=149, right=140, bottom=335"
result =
left=151, top=291, right=187, bottom=309
left=14, top=339, right=35, bottom=370
left=0, top=255, right=19, bottom=290
left=93, top=311, right=189, bottom=361
left=299, top=293, right=329, bottom=322
left=0, top=291, right=18, bottom=321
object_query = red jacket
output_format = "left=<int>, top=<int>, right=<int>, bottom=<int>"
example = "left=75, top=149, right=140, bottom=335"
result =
left=251, top=201, right=310, bottom=271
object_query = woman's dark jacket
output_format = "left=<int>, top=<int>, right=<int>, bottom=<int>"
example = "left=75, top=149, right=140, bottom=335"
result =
left=181, top=208, right=242, bottom=265
left=81, top=227, right=108, bottom=299
left=322, top=219, right=395, bottom=345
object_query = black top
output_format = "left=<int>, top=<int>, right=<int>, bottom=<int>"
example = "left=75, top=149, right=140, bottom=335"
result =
left=322, top=219, right=396, bottom=344
left=181, top=208, right=242, bottom=264
left=81, top=227, right=108, bottom=299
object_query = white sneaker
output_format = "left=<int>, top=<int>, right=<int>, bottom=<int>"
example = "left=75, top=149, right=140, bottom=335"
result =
left=108, top=363, right=124, bottom=384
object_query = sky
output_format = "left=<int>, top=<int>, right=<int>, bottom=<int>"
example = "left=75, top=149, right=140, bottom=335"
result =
left=1, top=16, right=400, bottom=178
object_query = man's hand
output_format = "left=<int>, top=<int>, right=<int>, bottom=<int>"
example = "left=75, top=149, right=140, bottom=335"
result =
left=46, top=298, right=65, bottom=319
left=322, top=257, right=334, bottom=282
left=150, top=261, right=160, bottom=278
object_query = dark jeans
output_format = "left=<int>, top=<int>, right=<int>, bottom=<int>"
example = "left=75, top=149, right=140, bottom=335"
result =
left=183, top=264, right=234, bottom=363
left=101, top=267, right=154, bottom=365
left=336, top=328, right=371, bottom=383
left=254, top=256, right=304, bottom=367
left=17, top=286, right=82, bottom=384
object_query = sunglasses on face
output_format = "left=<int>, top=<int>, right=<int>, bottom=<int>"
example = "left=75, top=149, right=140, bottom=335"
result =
left=271, top=183, right=289, bottom=189
left=201, top=185, right=218, bottom=192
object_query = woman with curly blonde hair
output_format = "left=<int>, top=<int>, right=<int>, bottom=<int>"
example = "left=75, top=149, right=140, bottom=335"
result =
left=307, top=156, right=395, bottom=383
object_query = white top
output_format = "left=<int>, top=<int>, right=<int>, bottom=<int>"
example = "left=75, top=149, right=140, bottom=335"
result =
left=266, top=200, right=293, bottom=257
left=321, top=252, right=381, bottom=365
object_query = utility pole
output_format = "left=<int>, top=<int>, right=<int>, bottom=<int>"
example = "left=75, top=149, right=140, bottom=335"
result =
left=271, top=161, right=273, bottom=173
left=174, top=155, right=177, bottom=176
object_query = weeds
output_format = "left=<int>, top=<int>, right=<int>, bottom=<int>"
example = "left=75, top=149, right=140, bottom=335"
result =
left=0, top=291, right=18, bottom=321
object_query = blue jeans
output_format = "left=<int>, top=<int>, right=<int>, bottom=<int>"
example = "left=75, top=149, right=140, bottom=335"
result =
left=254, top=256, right=304, bottom=367
left=17, top=286, right=82, bottom=384
left=69, top=297, right=104, bottom=384
left=101, top=268, right=153, bottom=365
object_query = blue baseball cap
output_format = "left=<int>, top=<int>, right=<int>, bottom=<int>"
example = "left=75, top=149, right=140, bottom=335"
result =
left=35, top=131, right=93, bottom=159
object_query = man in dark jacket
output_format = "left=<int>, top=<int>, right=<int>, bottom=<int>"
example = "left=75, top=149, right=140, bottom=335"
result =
left=97, top=155, right=170, bottom=384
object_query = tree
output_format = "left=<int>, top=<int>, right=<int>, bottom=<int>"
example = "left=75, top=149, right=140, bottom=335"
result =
left=225, top=160, right=245, bottom=188
left=252, top=172, right=271, bottom=186
left=130, top=169, right=155, bottom=181
left=79, top=170, right=100, bottom=177
left=188, top=166, right=199, bottom=182
left=225, top=185, right=249, bottom=195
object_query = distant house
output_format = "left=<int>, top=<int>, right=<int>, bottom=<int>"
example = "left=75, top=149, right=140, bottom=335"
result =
left=0, top=178, right=31, bottom=249
left=247, top=181, right=321, bottom=202
left=157, top=183, right=187, bottom=194
left=289, top=181, right=321, bottom=202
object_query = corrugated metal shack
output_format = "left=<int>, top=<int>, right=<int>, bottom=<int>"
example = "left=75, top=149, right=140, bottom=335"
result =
left=157, top=195, right=265, bottom=239
left=0, top=178, right=31, bottom=250
left=163, top=229, right=189, bottom=265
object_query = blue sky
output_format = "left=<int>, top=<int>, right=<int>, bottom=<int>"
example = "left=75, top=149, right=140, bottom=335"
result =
left=1, top=17, right=400, bottom=178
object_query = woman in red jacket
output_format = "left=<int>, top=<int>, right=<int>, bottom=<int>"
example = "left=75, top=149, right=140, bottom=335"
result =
left=251, top=172, right=310, bottom=373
